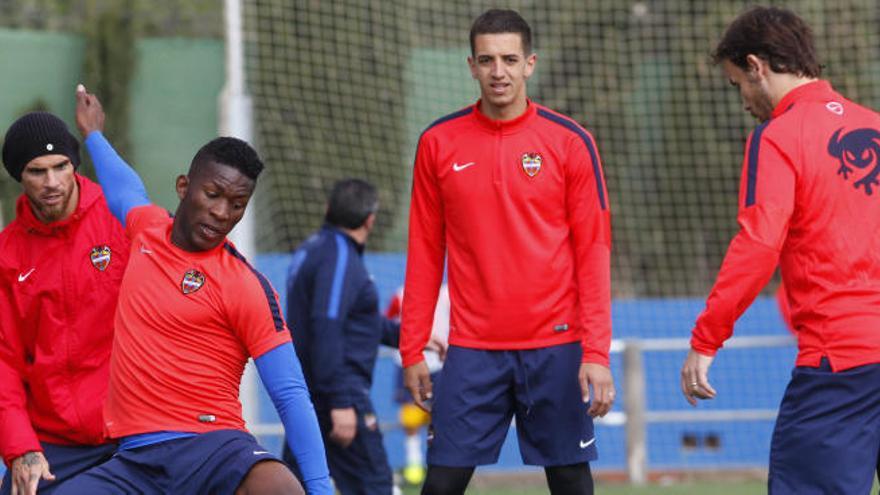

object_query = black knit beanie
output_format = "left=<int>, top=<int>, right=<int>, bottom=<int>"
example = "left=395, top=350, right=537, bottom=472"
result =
left=2, top=112, right=81, bottom=182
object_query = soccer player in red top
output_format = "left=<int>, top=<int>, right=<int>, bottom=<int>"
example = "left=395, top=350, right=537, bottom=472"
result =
left=681, top=7, right=880, bottom=493
left=0, top=111, right=126, bottom=495
left=401, top=9, right=614, bottom=495
left=54, top=87, right=331, bottom=495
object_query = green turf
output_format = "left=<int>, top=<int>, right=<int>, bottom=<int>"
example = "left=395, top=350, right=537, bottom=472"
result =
left=402, top=481, right=768, bottom=495
left=597, top=482, right=766, bottom=495
left=402, top=477, right=880, bottom=494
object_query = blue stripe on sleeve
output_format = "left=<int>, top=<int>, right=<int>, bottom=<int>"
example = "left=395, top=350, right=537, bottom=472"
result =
left=424, top=107, right=473, bottom=132
left=286, top=249, right=308, bottom=294
left=746, top=121, right=770, bottom=207
left=84, top=131, right=150, bottom=225
left=537, top=109, right=608, bottom=210
left=224, top=243, right=285, bottom=332
left=327, top=234, right=349, bottom=319
left=410, top=107, right=473, bottom=185
left=255, top=343, right=332, bottom=494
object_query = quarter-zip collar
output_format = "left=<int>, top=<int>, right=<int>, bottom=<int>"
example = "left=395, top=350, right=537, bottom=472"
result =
left=472, top=99, right=538, bottom=135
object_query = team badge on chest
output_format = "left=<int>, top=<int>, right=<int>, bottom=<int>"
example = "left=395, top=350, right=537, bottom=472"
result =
left=89, top=245, right=112, bottom=271
left=521, top=152, right=543, bottom=177
left=181, top=269, right=206, bottom=294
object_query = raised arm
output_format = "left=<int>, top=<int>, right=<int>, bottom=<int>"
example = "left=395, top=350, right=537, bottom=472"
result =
left=75, top=85, right=149, bottom=225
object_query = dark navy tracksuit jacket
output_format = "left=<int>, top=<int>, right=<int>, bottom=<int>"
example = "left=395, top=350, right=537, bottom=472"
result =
left=284, top=225, right=399, bottom=492
left=286, top=224, right=399, bottom=411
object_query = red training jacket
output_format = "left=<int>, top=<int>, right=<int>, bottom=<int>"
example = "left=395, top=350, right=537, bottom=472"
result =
left=0, top=175, right=129, bottom=465
left=401, top=100, right=612, bottom=368
left=692, top=81, right=880, bottom=372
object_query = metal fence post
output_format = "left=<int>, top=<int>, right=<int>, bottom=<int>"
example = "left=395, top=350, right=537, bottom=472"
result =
left=624, top=339, right=647, bottom=485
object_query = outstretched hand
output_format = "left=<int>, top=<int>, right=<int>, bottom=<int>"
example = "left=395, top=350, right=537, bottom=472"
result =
left=75, top=84, right=105, bottom=138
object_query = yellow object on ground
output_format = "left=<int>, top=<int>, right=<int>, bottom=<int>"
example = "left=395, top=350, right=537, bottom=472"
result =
left=399, top=403, right=430, bottom=431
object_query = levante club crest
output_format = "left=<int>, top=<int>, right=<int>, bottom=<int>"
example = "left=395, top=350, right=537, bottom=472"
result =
left=89, top=245, right=112, bottom=271
left=521, top=152, right=543, bottom=177
left=181, top=269, right=206, bottom=294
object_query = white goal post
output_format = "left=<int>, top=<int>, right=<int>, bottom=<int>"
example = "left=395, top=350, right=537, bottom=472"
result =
left=222, top=0, right=260, bottom=430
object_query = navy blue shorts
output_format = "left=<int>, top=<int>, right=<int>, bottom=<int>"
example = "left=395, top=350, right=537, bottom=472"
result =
left=54, top=430, right=283, bottom=495
left=769, top=358, right=880, bottom=494
left=427, top=342, right=597, bottom=467
left=284, top=397, right=392, bottom=495
left=0, top=442, right=116, bottom=495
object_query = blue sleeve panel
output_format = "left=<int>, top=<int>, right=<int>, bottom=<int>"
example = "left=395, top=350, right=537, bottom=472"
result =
left=255, top=343, right=332, bottom=495
left=84, top=131, right=151, bottom=225
left=288, top=228, right=389, bottom=410
left=311, top=233, right=359, bottom=407
left=289, top=231, right=360, bottom=408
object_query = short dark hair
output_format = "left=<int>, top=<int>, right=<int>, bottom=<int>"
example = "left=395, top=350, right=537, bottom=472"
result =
left=713, top=6, right=821, bottom=78
left=190, top=137, right=264, bottom=181
left=325, top=178, right=379, bottom=229
left=470, top=9, right=532, bottom=56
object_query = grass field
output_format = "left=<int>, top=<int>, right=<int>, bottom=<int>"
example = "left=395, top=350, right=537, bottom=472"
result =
left=403, top=477, right=880, bottom=495
left=403, top=477, right=880, bottom=494
left=596, top=482, right=766, bottom=495
left=403, top=481, right=767, bottom=495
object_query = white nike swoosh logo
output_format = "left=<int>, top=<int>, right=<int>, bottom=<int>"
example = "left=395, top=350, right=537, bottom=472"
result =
left=18, top=268, right=35, bottom=282
left=140, top=245, right=153, bottom=254
left=579, top=438, right=595, bottom=449
left=452, top=162, right=476, bottom=172
left=253, top=450, right=269, bottom=455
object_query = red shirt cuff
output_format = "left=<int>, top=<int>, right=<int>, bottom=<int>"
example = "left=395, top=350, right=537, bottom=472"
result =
left=580, top=349, right=610, bottom=368
left=690, top=334, right=721, bottom=357
left=401, top=353, right=425, bottom=368
left=1, top=418, right=41, bottom=466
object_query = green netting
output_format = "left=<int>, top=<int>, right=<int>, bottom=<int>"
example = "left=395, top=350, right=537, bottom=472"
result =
left=228, top=1, right=879, bottom=296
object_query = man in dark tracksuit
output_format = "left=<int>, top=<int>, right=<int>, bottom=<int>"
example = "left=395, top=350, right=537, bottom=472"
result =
left=283, top=179, right=399, bottom=495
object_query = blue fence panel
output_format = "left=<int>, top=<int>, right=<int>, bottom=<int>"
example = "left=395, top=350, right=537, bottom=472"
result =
left=0, top=252, right=793, bottom=484
left=258, top=252, right=797, bottom=472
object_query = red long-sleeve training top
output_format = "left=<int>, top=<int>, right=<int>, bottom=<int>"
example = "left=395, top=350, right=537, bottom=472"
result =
left=692, top=81, right=880, bottom=372
left=401, top=101, right=612, bottom=368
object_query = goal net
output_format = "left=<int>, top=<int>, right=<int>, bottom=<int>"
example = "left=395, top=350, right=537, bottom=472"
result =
left=241, top=0, right=880, bottom=472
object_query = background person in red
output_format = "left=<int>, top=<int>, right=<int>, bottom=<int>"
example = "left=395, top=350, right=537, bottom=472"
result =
left=401, top=9, right=614, bottom=495
left=0, top=112, right=127, bottom=495
left=55, top=87, right=331, bottom=495
left=681, top=7, right=880, bottom=494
